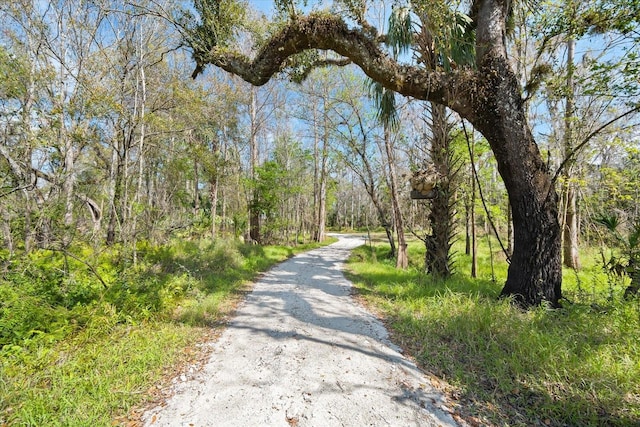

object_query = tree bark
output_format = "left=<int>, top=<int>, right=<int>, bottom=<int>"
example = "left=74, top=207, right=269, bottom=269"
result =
left=467, top=131, right=478, bottom=278
left=1, top=204, right=13, bottom=256
left=468, top=57, right=562, bottom=306
left=506, top=201, right=514, bottom=257
left=190, top=1, right=563, bottom=307
left=563, top=186, right=580, bottom=268
left=562, top=32, right=580, bottom=269
left=106, top=138, right=126, bottom=246
left=312, top=104, right=320, bottom=239
left=210, top=174, right=219, bottom=238
left=383, top=125, right=408, bottom=269
left=424, top=103, right=455, bottom=277
left=314, top=97, right=329, bottom=242
left=133, top=53, right=147, bottom=263
left=249, top=87, right=260, bottom=243
left=208, top=133, right=221, bottom=238
left=466, top=0, right=562, bottom=307
left=193, top=158, right=200, bottom=216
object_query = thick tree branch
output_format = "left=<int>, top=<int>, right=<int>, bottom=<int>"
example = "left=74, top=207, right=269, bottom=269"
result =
left=193, top=13, right=476, bottom=117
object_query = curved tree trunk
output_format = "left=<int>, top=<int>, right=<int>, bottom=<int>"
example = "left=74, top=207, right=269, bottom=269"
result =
left=469, top=59, right=562, bottom=307
left=469, top=0, right=562, bottom=307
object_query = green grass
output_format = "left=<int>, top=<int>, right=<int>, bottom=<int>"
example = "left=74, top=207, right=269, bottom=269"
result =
left=0, top=236, right=334, bottom=426
left=346, top=238, right=640, bottom=426
left=1, top=321, right=200, bottom=426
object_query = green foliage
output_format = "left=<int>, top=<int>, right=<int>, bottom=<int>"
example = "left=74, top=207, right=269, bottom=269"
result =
left=250, top=161, right=289, bottom=218
left=1, top=321, right=201, bottom=427
left=0, top=237, right=331, bottom=425
left=332, top=0, right=367, bottom=23
left=594, top=212, right=640, bottom=298
left=181, top=0, right=246, bottom=52
left=533, top=0, right=639, bottom=104
left=0, top=46, right=28, bottom=100
left=246, top=135, right=314, bottom=244
left=411, top=1, right=475, bottom=70
left=582, top=0, right=640, bottom=35
left=347, top=239, right=640, bottom=426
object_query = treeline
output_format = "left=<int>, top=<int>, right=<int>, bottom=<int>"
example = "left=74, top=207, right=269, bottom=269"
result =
left=0, top=1, right=408, bottom=254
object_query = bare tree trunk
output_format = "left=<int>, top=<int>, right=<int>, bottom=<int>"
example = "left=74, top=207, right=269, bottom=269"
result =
left=193, top=158, right=200, bottom=216
left=467, top=130, right=478, bottom=278
left=465, top=197, right=471, bottom=256
left=249, top=87, right=260, bottom=243
left=107, top=133, right=127, bottom=246
left=1, top=204, right=13, bottom=256
left=363, top=170, right=396, bottom=257
left=220, top=138, right=228, bottom=233
left=23, top=25, right=38, bottom=253
left=383, top=126, right=407, bottom=269
left=470, top=64, right=562, bottom=307
left=562, top=32, right=580, bottom=269
left=316, top=174, right=327, bottom=242
left=563, top=185, right=580, bottom=267
left=132, top=54, right=147, bottom=264
left=312, top=104, right=320, bottom=239
left=210, top=176, right=219, bottom=238
left=56, top=17, right=75, bottom=246
left=314, top=99, right=329, bottom=242
left=506, top=201, right=513, bottom=257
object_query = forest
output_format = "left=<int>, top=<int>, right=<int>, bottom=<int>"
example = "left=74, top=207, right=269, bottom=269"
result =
left=1, top=0, right=639, bottom=425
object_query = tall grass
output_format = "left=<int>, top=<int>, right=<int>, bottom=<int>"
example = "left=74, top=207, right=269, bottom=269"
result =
left=0, top=236, right=332, bottom=426
left=346, top=239, right=640, bottom=426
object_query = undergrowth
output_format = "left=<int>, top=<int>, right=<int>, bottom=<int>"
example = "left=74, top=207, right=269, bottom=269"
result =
left=346, top=239, right=640, bottom=427
left=0, top=236, right=330, bottom=426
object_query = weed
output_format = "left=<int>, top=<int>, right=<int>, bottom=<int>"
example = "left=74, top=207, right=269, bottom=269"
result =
left=347, top=239, right=640, bottom=426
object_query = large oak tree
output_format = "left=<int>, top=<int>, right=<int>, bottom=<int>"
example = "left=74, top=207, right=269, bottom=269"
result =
left=184, top=0, right=563, bottom=308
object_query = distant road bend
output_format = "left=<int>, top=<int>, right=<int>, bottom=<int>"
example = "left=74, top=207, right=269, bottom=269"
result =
left=143, top=234, right=460, bottom=427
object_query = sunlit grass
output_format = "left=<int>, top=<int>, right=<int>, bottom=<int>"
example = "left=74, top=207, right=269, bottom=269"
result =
left=346, top=238, right=640, bottom=426
left=1, top=321, right=201, bottom=426
left=0, top=236, right=335, bottom=426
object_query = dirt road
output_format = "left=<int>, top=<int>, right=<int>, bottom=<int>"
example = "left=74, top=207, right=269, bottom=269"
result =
left=143, top=235, right=460, bottom=426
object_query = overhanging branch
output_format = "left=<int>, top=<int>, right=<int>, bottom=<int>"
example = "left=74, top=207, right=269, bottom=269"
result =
left=193, top=13, right=475, bottom=115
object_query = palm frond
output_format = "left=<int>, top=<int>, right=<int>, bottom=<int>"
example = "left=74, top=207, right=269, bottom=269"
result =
left=594, top=212, right=620, bottom=232
left=388, top=5, right=413, bottom=58
left=367, top=80, right=399, bottom=130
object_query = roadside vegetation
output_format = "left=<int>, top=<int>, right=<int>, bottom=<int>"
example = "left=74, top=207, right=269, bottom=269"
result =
left=346, top=235, right=640, bottom=427
left=0, top=236, right=332, bottom=426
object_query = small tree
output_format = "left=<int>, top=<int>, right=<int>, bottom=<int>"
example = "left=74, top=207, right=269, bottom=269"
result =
left=595, top=213, right=640, bottom=299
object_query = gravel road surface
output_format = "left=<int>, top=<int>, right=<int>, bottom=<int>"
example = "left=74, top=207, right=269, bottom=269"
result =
left=143, top=234, right=460, bottom=427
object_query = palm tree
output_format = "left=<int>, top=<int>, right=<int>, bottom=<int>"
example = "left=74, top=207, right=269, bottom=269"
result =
left=385, top=4, right=474, bottom=277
